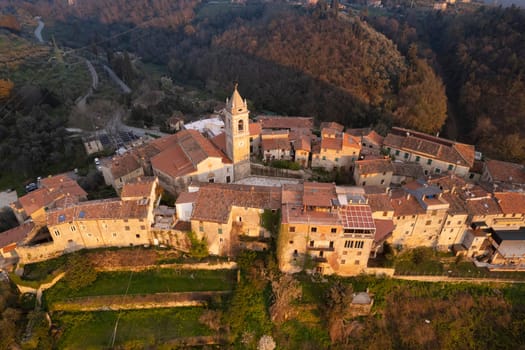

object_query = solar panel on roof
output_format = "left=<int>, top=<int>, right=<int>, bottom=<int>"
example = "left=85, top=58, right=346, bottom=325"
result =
left=58, top=214, right=65, bottom=222
left=79, top=211, right=86, bottom=219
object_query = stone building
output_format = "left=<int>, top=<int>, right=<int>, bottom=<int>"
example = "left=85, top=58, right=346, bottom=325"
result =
left=189, top=183, right=281, bottom=256
left=311, top=128, right=361, bottom=171
left=279, top=182, right=375, bottom=276
left=383, top=127, right=475, bottom=178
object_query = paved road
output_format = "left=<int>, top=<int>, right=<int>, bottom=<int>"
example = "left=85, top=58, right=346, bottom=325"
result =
left=34, top=17, right=44, bottom=43
left=76, top=59, right=99, bottom=110
left=103, top=64, right=131, bottom=94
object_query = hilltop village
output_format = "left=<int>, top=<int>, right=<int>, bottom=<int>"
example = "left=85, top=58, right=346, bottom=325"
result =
left=2, top=85, right=525, bottom=276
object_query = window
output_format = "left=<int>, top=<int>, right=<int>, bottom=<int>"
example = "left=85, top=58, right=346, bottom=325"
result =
left=209, top=178, right=215, bottom=183
left=435, top=168, right=441, bottom=174
left=448, top=164, right=454, bottom=171
left=342, top=251, right=348, bottom=255
left=427, top=159, right=432, bottom=165
left=238, top=216, right=242, bottom=222
left=293, top=249, right=298, bottom=256
left=341, top=260, right=346, bottom=264
left=329, top=241, right=334, bottom=248
left=415, top=156, right=420, bottom=162
left=380, top=179, right=385, bottom=185
left=457, top=220, right=462, bottom=225
left=425, top=220, right=431, bottom=226
left=125, top=226, right=130, bottom=231
left=354, top=260, right=360, bottom=265
left=87, top=233, right=92, bottom=237
left=226, top=176, right=231, bottom=183
left=362, top=181, right=366, bottom=186
left=220, top=238, right=223, bottom=243
left=469, top=173, right=475, bottom=179
left=124, top=219, right=128, bottom=223
left=335, top=158, right=339, bottom=162
left=383, top=211, right=388, bottom=217
left=431, top=210, right=437, bottom=216
left=309, top=240, right=314, bottom=247
left=112, top=233, right=117, bottom=238
left=289, top=240, right=294, bottom=244
left=53, top=230, right=60, bottom=237
left=311, top=227, right=317, bottom=233
left=395, top=150, right=400, bottom=156
left=218, top=228, right=223, bottom=234
left=199, top=223, right=204, bottom=232
left=136, top=234, right=140, bottom=238
left=345, top=240, right=353, bottom=248
left=322, top=156, right=326, bottom=160
left=70, top=226, right=76, bottom=232
left=357, top=251, right=362, bottom=256
left=331, top=228, right=337, bottom=233
left=238, top=119, right=244, bottom=132
left=140, top=225, right=146, bottom=230
left=447, top=221, right=451, bottom=225
left=289, top=226, right=296, bottom=233
left=404, top=152, right=409, bottom=159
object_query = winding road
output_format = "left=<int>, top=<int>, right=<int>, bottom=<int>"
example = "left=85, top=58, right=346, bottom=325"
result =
left=76, top=59, right=99, bottom=110
left=34, top=16, right=44, bottom=43
left=103, top=64, right=132, bottom=94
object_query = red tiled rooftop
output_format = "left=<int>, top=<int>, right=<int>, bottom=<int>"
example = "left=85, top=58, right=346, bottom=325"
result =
left=120, top=177, right=157, bottom=199
left=373, top=219, right=394, bottom=243
left=303, top=182, right=336, bottom=207
left=494, top=192, right=525, bottom=214
left=257, top=116, right=314, bottom=130
left=356, top=158, right=393, bottom=175
left=175, top=191, right=199, bottom=204
left=47, top=198, right=149, bottom=225
left=192, top=184, right=281, bottom=223
left=0, top=222, right=35, bottom=249
left=262, top=137, right=291, bottom=151
left=249, top=122, right=262, bottom=136
left=485, top=159, right=525, bottom=184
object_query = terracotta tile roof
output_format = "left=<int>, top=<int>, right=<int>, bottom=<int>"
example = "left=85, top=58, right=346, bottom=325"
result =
left=346, top=128, right=384, bottom=146
left=149, top=133, right=180, bottom=152
left=303, top=182, right=336, bottom=207
left=494, top=192, right=525, bottom=214
left=485, top=159, right=525, bottom=184
left=47, top=198, right=149, bottom=226
left=18, top=174, right=86, bottom=216
left=0, top=222, right=35, bottom=249
left=390, top=189, right=425, bottom=216
left=120, top=177, right=157, bottom=199
left=257, top=116, right=314, bottom=130
left=392, top=162, right=424, bottom=178
left=262, top=136, right=291, bottom=151
left=364, top=130, right=384, bottom=146
left=175, top=191, right=199, bottom=204
left=373, top=219, right=394, bottom=243
left=470, top=160, right=484, bottom=174
left=458, top=186, right=502, bottom=216
left=108, top=153, right=143, bottom=179
left=320, top=136, right=342, bottom=151
left=366, top=193, right=394, bottom=212
left=320, top=122, right=344, bottom=132
left=384, top=127, right=475, bottom=167
left=356, top=158, right=393, bottom=175
left=191, top=184, right=281, bottom=223
left=281, top=184, right=303, bottom=205
left=441, top=192, right=467, bottom=214
left=295, top=135, right=311, bottom=152
left=152, top=130, right=231, bottom=178
left=210, top=132, right=227, bottom=154
left=249, top=122, right=262, bottom=136
left=427, top=174, right=468, bottom=192
left=173, top=220, right=191, bottom=231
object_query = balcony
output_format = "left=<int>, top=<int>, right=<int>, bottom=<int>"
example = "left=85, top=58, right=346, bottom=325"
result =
left=307, top=246, right=335, bottom=252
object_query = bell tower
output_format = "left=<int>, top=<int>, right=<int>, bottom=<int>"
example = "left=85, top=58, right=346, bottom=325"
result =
left=225, top=83, right=250, bottom=180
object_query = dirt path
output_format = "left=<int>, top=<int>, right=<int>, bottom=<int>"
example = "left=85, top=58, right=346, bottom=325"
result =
left=103, top=64, right=131, bottom=94
left=393, top=275, right=525, bottom=284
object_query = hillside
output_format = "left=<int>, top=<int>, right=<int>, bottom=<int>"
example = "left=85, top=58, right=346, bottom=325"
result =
left=169, top=5, right=447, bottom=130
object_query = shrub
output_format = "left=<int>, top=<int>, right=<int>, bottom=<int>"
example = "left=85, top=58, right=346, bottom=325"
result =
left=188, top=231, right=208, bottom=259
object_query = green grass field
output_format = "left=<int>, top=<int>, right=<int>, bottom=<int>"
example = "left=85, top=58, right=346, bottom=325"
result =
left=54, top=308, right=212, bottom=349
left=45, top=268, right=237, bottom=306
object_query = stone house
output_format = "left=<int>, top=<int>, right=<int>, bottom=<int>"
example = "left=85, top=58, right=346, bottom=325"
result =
left=261, top=130, right=292, bottom=161
left=189, top=183, right=281, bottom=256
left=151, top=129, right=234, bottom=193
left=311, top=128, right=361, bottom=171
left=383, top=127, right=475, bottom=178
left=11, top=173, right=87, bottom=225
left=279, top=183, right=375, bottom=276
left=347, top=128, right=384, bottom=156
left=481, top=159, right=525, bottom=191
left=353, top=158, right=394, bottom=187
left=100, top=152, right=145, bottom=193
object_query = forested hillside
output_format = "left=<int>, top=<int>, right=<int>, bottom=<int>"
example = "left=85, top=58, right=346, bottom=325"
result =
left=370, top=6, right=525, bottom=162
left=169, top=5, right=447, bottom=131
